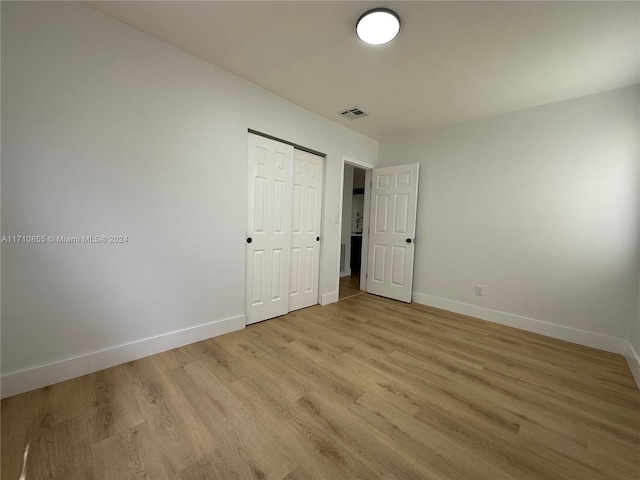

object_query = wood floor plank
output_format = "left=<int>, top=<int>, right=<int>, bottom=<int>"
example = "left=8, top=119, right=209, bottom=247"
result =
left=339, top=274, right=363, bottom=299
left=414, top=400, right=610, bottom=480
left=86, top=365, right=145, bottom=444
left=124, top=355, right=221, bottom=475
left=291, top=391, right=433, bottom=480
left=26, top=415, right=95, bottom=480
left=2, top=293, right=639, bottom=479
left=213, top=334, right=309, bottom=405
left=176, top=360, right=295, bottom=479
left=349, top=391, right=518, bottom=480
left=92, top=422, right=170, bottom=480
left=227, top=378, right=382, bottom=480
left=1, top=391, right=37, bottom=480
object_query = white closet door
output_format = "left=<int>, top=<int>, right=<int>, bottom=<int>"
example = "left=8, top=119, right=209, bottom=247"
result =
left=246, top=134, right=294, bottom=324
left=289, top=149, right=324, bottom=311
left=366, top=164, right=419, bottom=303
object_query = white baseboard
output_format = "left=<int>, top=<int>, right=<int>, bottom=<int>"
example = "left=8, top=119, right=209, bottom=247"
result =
left=624, top=341, right=640, bottom=389
left=340, top=269, right=352, bottom=277
left=1, top=314, right=245, bottom=399
left=412, top=292, right=626, bottom=355
left=321, top=291, right=338, bottom=306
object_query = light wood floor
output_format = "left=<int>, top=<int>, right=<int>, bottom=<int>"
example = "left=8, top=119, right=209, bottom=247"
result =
left=2, top=294, right=639, bottom=480
left=339, top=274, right=363, bottom=300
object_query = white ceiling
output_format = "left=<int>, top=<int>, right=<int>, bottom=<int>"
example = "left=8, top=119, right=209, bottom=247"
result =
left=87, top=1, right=640, bottom=139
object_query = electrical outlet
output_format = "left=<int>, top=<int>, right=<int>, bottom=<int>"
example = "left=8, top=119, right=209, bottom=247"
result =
left=475, top=285, right=485, bottom=296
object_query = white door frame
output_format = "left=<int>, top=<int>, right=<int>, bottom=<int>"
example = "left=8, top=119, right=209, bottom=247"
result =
left=338, top=155, right=375, bottom=293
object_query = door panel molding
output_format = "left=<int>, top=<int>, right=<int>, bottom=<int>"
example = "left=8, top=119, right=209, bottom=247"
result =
left=289, top=149, right=324, bottom=312
left=246, top=134, right=324, bottom=323
left=246, top=133, right=294, bottom=324
left=366, top=163, right=419, bottom=303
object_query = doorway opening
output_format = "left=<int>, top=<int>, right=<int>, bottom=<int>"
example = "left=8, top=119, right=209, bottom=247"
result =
left=337, top=161, right=420, bottom=304
left=339, top=164, right=367, bottom=300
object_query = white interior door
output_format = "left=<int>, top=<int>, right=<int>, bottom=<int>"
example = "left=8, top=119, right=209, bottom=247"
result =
left=366, top=164, right=419, bottom=303
left=289, top=149, right=324, bottom=311
left=246, top=134, right=294, bottom=324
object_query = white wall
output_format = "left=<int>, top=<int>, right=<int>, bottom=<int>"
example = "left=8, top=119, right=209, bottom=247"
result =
left=379, top=86, right=640, bottom=353
left=340, top=164, right=354, bottom=276
left=626, top=191, right=640, bottom=386
left=1, top=2, right=377, bottom=397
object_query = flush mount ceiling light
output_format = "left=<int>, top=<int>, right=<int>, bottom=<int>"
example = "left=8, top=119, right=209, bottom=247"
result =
left=356, top=8, right=401, bottom=45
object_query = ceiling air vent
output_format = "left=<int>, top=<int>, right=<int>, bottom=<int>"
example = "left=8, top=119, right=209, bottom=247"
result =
left=339, top=106, right=369, bottom=120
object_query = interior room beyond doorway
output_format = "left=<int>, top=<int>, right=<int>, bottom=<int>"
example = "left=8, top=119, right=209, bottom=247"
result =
left=339, top=164, right=366, bottom=300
